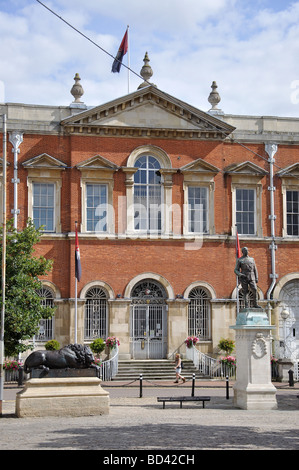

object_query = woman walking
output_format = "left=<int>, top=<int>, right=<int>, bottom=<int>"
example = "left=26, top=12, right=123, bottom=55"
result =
left=174, top=353, right=186, bottom=383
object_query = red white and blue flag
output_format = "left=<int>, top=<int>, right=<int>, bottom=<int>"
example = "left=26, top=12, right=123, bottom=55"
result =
left=75, top=223, right=82, bottom=282
left=111, top=29, right=128, bottom=73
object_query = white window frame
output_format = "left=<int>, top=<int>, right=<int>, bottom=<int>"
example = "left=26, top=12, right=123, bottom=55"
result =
left=32, top=182, right=56, bottom=232
left=124, top=146, right=174, bottom=237
left=231, top=183, right=263, bottom=237
left=28, top=178, right=62, bottom=233
left=85, top=183, right=108, bottom=233
left=235, top=187, right=256, bottom=236
left=187, top=185, right=209, bottom=234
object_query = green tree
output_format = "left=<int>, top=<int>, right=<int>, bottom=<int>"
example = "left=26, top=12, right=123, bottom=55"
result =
left=0, top=219, right=55, bottom=356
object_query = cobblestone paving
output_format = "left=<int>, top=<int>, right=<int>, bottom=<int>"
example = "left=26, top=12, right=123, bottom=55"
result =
left=1, top=384, right=298, bottom=451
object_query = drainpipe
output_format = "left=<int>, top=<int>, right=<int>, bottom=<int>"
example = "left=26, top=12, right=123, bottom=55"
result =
left=265, top=143, right=278, bottom=320
left=9, top=131, right=23, bottom=230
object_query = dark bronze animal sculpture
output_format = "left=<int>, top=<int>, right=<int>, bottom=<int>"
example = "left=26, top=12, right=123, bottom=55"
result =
left=24, top=343, right=96, bottom=373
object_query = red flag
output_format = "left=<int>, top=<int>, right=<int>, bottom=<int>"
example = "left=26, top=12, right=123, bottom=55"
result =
left=75, top=222, right=82, bottom=282
left=236, top=230, right=241, bottom=259
left=111, top=29, right=128, bottom=73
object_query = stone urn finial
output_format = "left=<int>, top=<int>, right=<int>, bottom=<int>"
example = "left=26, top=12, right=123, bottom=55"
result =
left=71, top=73, right=84, bottom=103
left=208, top=81, right=221, bottom=110
left=138, top=52, right=156, bottom=89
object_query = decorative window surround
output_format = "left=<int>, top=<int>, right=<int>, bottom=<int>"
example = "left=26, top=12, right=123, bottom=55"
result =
left=225, top=161, right=267, bottom=237
left=124, top=145, right=176, bottom=236
left=76, top=155, right=119, bottom=234
left=23, top=153, right=66, bottom=233
left=180, top=158, right=219, bottom=235
left=277, top=163, right=299, bottom=237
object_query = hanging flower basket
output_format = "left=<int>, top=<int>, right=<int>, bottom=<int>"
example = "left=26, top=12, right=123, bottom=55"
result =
left=184, top=336, right=199, bottom=348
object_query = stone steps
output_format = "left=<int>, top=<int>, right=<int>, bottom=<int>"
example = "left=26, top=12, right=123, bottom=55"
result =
left=113, top=359, right=200, bottom=381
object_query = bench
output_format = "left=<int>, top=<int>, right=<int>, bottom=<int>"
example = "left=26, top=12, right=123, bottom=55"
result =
left=157, top=396, right=210, bottom=409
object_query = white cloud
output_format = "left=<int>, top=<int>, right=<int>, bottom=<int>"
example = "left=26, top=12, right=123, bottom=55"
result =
left=0, top=0, right=298, bottom=116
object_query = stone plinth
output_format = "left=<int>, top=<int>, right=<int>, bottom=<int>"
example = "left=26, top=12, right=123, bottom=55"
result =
left=277, top=359, right=294, bottom=382
left=230, top=308, right=277, bottom=410
left=16, top=369, right=109, bottom=418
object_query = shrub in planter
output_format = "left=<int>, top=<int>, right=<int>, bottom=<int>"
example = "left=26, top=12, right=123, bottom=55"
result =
left=90, top=338, right=106, bottom=356
left=45, top=339, right=60, bottom=351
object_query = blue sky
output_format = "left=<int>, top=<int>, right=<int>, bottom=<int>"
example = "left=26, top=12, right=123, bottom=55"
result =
left=0, top=0, right=299, bottom=117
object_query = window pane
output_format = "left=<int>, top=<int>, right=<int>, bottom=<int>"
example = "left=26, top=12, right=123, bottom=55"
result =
left=33, top=183, right=55, bottom=232
left=86, top=184, right=107, bottom=232
left=188, top=187, right=208, bottom=233
left=134, top=156, right=162, bottom=232
left=287, top=191, right=299, bottom=235
left=236, top=188, right=256, bottom=235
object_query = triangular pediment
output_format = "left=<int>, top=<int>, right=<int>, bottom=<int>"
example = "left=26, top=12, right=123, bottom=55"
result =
left=224, top=161, right=268, bottom=176
left=61, top=86, right=235, bottom=140
left=180, top=158, right=220, bottom=174
left=277, top=163, right=299, bottom=178
left=22, top=153, right=67, bottom=169
left=76, top=155, right=119, bottom=171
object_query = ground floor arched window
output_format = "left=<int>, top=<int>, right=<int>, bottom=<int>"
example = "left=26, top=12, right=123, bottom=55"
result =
left=188, top=286, right=211, bottom=340
left=279, top=279, right=299, bottom=360
left=84, top=286, right=108, bottom=340
left=36, top=286, right=54, bottom=341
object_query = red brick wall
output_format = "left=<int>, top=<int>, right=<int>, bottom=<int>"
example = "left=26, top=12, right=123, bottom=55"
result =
left=1, top=132, right=299, bottom=300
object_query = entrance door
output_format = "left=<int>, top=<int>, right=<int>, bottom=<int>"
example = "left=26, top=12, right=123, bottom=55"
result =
left=131, top=304, right=167, bottom=359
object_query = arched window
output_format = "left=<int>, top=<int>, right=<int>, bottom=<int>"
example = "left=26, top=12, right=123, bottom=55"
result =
left=188, top=287, right=211, bottom=340
left=279, top=280, right=299, bottom=359
left=134, top=155, right=162, bottom=232
left=36, top=287, right=54, bottom=341
left=84, top=286, right=108, bottom=340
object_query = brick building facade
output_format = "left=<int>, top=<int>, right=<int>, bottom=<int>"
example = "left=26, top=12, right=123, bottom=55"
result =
left=1, top=69, right=299, bottom=364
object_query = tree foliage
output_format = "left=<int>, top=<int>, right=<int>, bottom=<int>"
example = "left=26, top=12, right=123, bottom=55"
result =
left=0, top=219, right=54, bottom=356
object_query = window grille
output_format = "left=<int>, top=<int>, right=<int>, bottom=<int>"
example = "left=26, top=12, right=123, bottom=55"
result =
left=84, top=287, right=108, bottom=339
left=188, top=287, right=211, bottom=340
left=36, top=287, right=54, bottom=341
left=131, top=279, right=167, bottom=305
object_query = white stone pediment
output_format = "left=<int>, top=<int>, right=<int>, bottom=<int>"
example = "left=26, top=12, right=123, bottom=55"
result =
left=76, top=155, right=119, bottom=171
left=277, top=163, right=299, bottom=178
left=22, top=153, right=67, bottom=170
left=61, top=86, right=235, bottom=140
left=224, top=161, right=268, bottom=176
left=180, top=158, right=220, bottom=174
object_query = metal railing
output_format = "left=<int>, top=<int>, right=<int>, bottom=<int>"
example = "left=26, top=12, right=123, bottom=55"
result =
left=100, top=344, right=119, bottom=381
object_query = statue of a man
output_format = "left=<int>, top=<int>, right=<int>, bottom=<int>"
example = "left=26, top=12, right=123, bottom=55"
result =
left=234, top=247, right=259, bottom=308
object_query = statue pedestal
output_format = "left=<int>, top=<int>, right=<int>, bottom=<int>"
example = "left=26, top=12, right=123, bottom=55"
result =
left=230, top=308, right=277, bottom=410
left=16, top=369, right=109, bottom=418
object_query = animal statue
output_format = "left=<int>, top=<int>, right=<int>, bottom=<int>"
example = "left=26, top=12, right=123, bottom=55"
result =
left=24, top=343, right=97, bottom=373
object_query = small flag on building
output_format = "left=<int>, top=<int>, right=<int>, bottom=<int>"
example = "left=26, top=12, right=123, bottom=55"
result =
left=75, top=222, right=82, bottom=282
left=111, top=29, right=128, bottom=73
left=236, top=229, right=241, bottom=259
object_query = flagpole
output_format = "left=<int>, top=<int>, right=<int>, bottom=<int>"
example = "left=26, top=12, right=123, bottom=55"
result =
left=127, top=25, right=130, bottom=94
left=0, top=114, right=7, bottom=416
left=75, top=221, right=78, bottom=344
left=235, top=225, right=240, bottom=316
